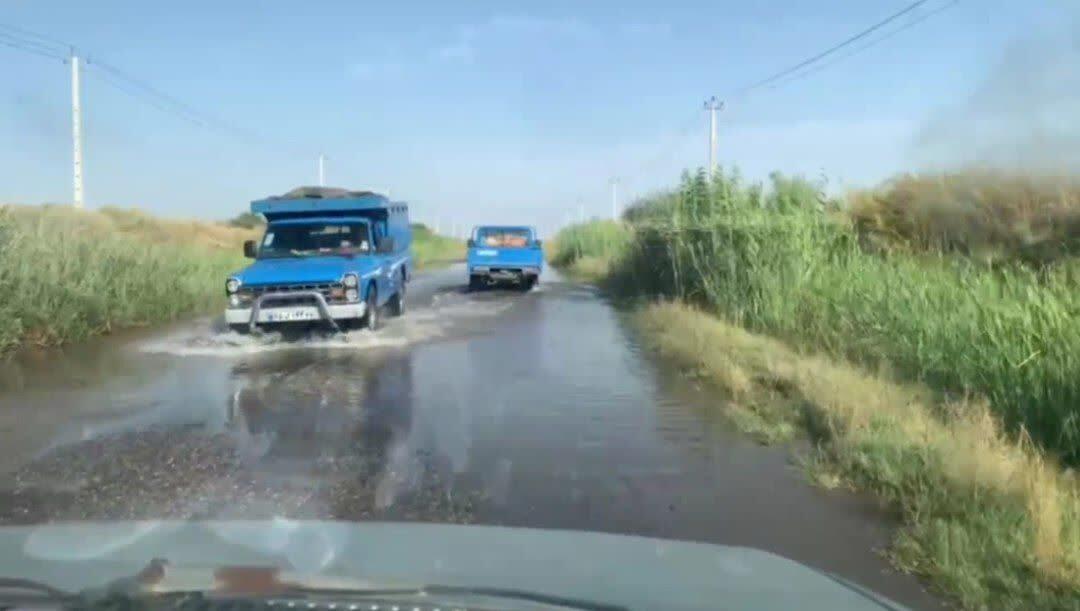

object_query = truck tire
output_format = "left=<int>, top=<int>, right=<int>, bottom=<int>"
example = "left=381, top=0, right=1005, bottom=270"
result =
left=363, top=286, right=380, bottom=331
left=228, top=324, right=251, bottom=335
left=468, top=275, right=485, bottom=292
left=389, top=269, right=406, bottom=317
left=522, top=276, right=537, bottom=291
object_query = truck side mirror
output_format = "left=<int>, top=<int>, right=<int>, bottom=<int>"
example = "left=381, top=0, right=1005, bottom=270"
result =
left=467, top=239, right=476, bottom=248
left=243, top=240, right=257, bottom=258
left=534, top=239, right=543, bottom=249
left=377, top=237, right=395, bottom=254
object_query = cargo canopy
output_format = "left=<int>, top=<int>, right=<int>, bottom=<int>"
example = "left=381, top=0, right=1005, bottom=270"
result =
left=251, top=186, right=397, bottom=221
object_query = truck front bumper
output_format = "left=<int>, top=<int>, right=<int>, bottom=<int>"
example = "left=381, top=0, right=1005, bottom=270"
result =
left=225, top=290, right=366, bottom=333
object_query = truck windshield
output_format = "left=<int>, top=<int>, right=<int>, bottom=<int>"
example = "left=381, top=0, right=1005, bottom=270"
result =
left=476, top=228, right=532, bottom=248
left=257, top=222, right=371, bottom=259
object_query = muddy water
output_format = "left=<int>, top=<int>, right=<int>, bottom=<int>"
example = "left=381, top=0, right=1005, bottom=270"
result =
left=0, top=267, right=943, bottom=609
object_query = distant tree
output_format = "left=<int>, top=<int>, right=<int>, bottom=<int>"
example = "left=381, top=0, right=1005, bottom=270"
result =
left=228, top=212, right=264, bottom=229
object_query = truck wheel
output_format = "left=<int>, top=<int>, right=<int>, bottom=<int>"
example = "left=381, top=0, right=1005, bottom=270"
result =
left=228, top=324, right=251, bottom=335
left=522, top=276, right=537, bottom=291
left=468, top=275, right=485, bottom=292
left=390, top=270, right=406, bottom=317
left=363, top=286, right=380, bottom=331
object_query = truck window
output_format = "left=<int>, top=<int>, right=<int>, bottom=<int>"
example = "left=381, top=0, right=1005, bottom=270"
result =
left=257, top=222, right=371, bottom=258
left=477, top=228, right=531, bottom=248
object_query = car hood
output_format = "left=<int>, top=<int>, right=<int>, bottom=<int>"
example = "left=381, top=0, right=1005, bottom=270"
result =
left=233, top=257, right=381, bottom=287
left=0, top=521, right=905, bottom=610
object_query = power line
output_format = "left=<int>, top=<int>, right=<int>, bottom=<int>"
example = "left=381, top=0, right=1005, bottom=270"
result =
left=88, top=60, right=221, bottom=129
left=616, top=109, right=701, bottom=186
left=0, top=22, right=301, bottom=156
left=633, top=2, right=953, bottom=183
left=730, top=0, right=931, bottom=98
left=87, top=67, right=211, bottom=128
left=88, top=58, right=307, bottom=156
left=0, top=22, right=70, bottom=51
left=0, top=31, right=66, bottom=62
left=765, top=0, right=960, bottom=93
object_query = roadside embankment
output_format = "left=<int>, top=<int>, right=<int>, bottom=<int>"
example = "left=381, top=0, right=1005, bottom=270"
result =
left=551, top=170, right=1080, bottom=609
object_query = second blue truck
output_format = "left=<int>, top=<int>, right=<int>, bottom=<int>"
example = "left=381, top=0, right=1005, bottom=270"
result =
left=467, top=226, right=544, bottom=291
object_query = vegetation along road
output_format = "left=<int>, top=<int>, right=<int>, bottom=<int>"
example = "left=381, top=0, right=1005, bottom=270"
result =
left=550, top=169, right=1080, bottom=610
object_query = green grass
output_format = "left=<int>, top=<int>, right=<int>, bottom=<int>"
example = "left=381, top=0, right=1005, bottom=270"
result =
left=0, top=205, right=252, bottom=353
left=547, top=219, right=631, bottom=268
left=553, top=170, right=1080, bottom=466
left=411, top=223, right=466, bottom=268
left=551, top=168, right=1080, bottom=608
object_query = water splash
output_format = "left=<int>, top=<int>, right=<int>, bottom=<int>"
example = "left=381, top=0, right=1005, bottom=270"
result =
left=138, top=292, right=512, bottom=357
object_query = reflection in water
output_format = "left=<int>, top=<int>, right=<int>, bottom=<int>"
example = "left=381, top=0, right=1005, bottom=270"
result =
left=0, top=348, right=480, bottom=524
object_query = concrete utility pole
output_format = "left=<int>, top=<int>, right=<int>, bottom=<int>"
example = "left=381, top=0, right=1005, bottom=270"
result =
left=318, top=153, right=326, bottom=186
left=610, top=178, right=619, bottom=220
left=71, top=50, right=84, bottom=208
left=704, top=96, right=723, bottom=179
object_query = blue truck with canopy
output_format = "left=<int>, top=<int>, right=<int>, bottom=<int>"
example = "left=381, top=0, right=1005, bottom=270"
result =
left=225, top=187, right=411, bottom=334
left=467, top=225, right=544, bottom=291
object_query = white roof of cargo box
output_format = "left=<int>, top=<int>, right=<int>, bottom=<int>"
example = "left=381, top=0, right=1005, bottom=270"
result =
left=251, top=186, right=402, bottom=217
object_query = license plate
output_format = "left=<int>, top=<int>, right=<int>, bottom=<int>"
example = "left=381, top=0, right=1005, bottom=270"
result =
left=477, top=249, right=498, bottom=256
left=264, top=307, right=319, bottom=322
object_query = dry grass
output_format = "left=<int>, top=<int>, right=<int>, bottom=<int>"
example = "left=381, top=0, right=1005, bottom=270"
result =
left=4, top=204, right=258, bottom=250
left=850, top=172, right=1080, bottom=265
left=635, top=302, right=1080, bottom=609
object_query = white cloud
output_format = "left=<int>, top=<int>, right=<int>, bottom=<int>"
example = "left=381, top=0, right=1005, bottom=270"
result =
left=432, top=15, right=667, bottom=64
left=433, top=39, right=474, bottom=63
left=620, top=22, right=672, bottom=37
left=365, top=15, right=673, bottom=72
left=348, top=60, right=402, bottom=79
left=483, top=15, right=594, bottom=39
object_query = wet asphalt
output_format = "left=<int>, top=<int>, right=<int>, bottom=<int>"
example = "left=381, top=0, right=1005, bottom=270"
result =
left=0, top=266, right=944, bottom=610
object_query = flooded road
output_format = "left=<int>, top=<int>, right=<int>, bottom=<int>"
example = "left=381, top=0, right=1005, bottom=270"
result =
left=0, top=267, right=942, bottom=609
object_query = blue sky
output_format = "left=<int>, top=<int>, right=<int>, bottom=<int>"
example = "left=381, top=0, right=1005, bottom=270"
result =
left=0, top=1, right=1072, bottom=235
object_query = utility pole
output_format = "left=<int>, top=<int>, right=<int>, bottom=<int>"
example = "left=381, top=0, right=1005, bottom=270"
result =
left=704, top=96, right=723, bottom=178
left=610, top=178, right=619, bottom=220
left=578, top=201, right=585, bottom=223
left=318, top=153, right=326, bottom=186
left=71, top=50, right=84, bottom=208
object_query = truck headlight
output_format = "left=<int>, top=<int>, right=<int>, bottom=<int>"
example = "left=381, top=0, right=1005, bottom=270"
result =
left=342, top=273, right=359, bottom=288
left=226, top=278, right=240, bottom=294
left=345, top=288, right=359, bottom=302
left=229, top=294, right=241, bottom=307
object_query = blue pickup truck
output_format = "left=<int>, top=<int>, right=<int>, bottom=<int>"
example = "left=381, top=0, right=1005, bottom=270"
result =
left=224, top=187, right=411, bottom=334
left=467, top=225, right=544, bottom=291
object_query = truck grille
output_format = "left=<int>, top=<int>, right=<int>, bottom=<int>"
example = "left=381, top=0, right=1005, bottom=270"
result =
left=241, top=282, right=343, bottom=307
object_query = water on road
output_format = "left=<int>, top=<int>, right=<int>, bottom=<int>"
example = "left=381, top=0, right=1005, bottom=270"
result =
left=0, top=267, right=942, bottom=609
